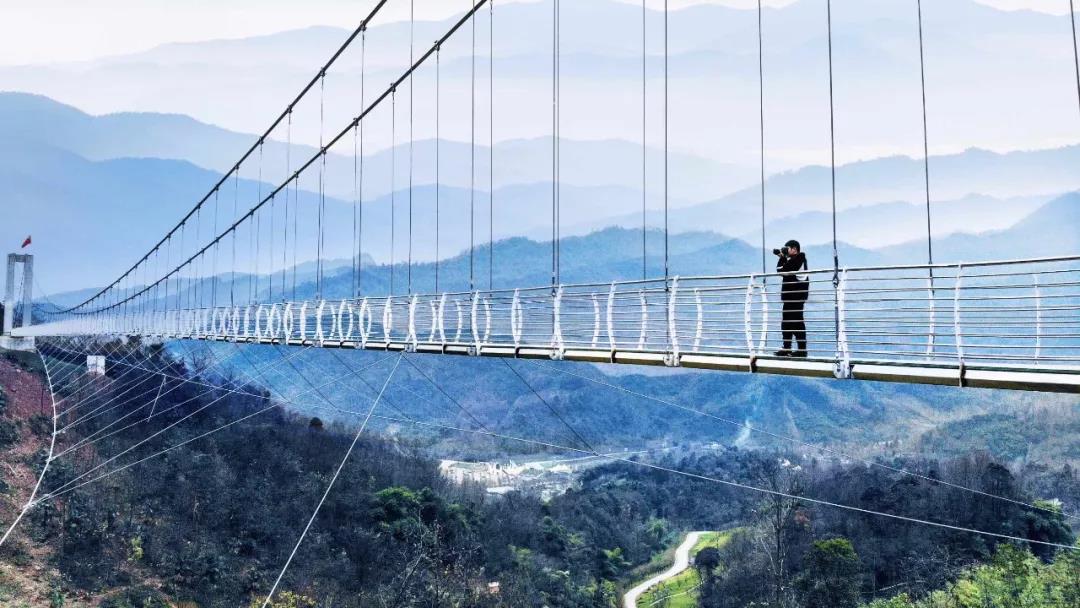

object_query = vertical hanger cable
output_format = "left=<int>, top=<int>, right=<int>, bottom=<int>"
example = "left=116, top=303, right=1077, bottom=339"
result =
left=758, top=0, right=767, bottom=276
left=408, top=0, right=415, bottom=295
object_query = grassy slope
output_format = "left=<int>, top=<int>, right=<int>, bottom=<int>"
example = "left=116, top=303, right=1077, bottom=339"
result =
left=634, top=531, right=734, bottom=608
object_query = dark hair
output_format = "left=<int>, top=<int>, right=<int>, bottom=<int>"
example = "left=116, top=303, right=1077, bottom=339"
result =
left=785, top=239, right=801, bottom=252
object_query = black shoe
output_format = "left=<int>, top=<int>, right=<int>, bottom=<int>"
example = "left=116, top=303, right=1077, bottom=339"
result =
left=791, top=350, right=808, bottom=358
left=774, top=349, right=792, bottom=357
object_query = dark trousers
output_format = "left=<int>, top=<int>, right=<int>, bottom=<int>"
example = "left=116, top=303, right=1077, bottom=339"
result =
left=782, top=301, right=807, bottom=351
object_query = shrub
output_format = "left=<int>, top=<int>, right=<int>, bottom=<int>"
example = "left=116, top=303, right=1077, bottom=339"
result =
left=0, top=418, right=19, bottom=448
left=99, top=587, right=170, bottom=608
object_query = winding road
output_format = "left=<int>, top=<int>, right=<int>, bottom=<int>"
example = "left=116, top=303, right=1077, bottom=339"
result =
left=623, top=531, right=707, bottom=608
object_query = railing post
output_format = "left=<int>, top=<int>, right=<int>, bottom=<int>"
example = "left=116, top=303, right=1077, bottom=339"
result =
left=314, top=301, right=326, bottom=345
left=438, top=294, right=448, bottom=344
left=283, top=303, right=294, bottom=343
left=274, top=304, right=284, bottom=342
left=511, top=289, right=523, bottom=348
left=252, top=304, right=263, bottom=343
left=347, top=301, right=355, bottom=342
left=926, top=275, right=936, bottom=360
left=667, top=276, right=680, bottom=365
left=745, top=275, right=756, bottom=356
left=552, top=286, right=565, bottom=358
left=954, top=264, right=965, bottom=385
left=408, top=295, right=419, bottom=350
left=637, top=290, right=648, bottom=351
left=483, top=297, right=492, bottom=345
left=298, top=302, right=309, bottom=343
left=358, top=298, right=369, bottom=348
left=591, top=293, right=601, bottom=349
left=454, top=299, right=464, bottom=343
left=428, top=300, right=439, bottom=343
left=1034, top=275, right=1042, bottom=363
left=333, top=301, right=344, bottom=342
left=606, top=282, right=616, bottom=354
left=693, top=288, right=703, bottom=352
left=471, top=292, right=481, bottom=354
left=834, top=269, right=852, bottom=379
left=382, top=297, right=393, bottom=345
left=758, top=279, right=770, bottom=354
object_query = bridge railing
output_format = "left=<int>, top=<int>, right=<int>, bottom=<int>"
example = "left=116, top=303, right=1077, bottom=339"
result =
left=20, top=256, right=1080, bottom=375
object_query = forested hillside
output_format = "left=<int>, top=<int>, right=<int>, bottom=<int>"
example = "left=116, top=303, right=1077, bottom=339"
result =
left=0, top=345, right=1075, bottom=607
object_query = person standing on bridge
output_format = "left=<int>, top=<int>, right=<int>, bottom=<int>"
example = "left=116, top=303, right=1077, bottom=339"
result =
left=774, top=240, right=809, bottom=358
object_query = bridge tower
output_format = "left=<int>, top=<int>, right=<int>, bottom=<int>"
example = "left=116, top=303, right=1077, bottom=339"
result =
left=1, top=253, right=34, bottom=350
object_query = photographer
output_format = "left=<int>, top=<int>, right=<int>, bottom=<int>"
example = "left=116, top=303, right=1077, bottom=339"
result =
left=773, top=240, right=808, bottom=357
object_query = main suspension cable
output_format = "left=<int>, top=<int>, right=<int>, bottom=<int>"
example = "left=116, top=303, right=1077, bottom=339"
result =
left=1072, top=0, right=1080, bottom=119
left=86, top=0, right=490, bottom=314
left=59, top=0, right=393, bottom=315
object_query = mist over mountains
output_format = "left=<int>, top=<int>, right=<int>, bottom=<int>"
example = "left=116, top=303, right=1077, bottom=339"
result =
left=4, top=91, right=1078, bottom=297
left=2, top=0, right=1078, bottom=296
left=3, top=0, right=1078, bottom=169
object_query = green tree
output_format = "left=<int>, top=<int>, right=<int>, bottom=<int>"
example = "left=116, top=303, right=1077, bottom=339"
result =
left=795, top=538, right=862, bottom=608
left=599, top=547, right=630, bottom=580
left=696, top=546, right=722, bottom=578
left=646, top=517, right=669, bottom=547
left=248, top=591, right=316, bottom=608
left=863, top=595, right=913, bottom=608
left=128, top=536, right=144, bottom=563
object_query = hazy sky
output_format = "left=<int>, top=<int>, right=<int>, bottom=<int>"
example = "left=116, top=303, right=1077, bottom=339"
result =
left=0, top=0, right=1071, bottom=66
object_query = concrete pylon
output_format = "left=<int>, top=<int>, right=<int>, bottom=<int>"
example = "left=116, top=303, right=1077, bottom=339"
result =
left=2, top=253, right=33, bottom=336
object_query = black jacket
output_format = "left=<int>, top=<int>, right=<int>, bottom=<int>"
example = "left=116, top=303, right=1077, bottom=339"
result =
left=777, top=252, right=809, bottom=302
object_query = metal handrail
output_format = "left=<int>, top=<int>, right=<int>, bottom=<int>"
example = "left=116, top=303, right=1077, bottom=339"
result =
left=19, top=258, right=1080, bottom=385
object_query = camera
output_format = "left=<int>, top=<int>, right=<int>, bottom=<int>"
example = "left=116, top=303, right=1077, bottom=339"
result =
left=773, top=248, right=785, bottom=257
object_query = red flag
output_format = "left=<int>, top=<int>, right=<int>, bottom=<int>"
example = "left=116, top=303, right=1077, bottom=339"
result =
left=20, top=235, right=31, bottom=249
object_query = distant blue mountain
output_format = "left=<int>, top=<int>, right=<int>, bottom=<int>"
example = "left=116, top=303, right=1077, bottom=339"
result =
left=2, top=0, right=1073, bottom=173
left=4, top=93, right=1075, bottom=297
left=0, top=140, right=224, bottom=292
left=0, top=92, right=750, bottom=204
left=879, top=192, right=1080, bottom=263
left=740, top=194, right=1051, bottom=249
left=629, top=147, right=1080, bottom=241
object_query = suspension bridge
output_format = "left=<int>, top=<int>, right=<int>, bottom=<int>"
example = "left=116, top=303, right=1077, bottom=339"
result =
left=2, top=1, right=1080, bottom=602
left=8, top=0, right=1080, bottom=397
